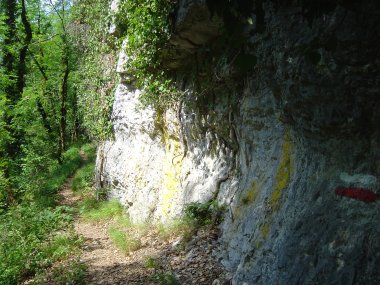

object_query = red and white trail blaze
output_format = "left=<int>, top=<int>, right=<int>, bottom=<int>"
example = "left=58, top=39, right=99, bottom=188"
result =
left=335, top=186, right=380, bottom=203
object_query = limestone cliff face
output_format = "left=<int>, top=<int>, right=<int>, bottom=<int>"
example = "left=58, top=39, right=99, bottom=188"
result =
left=97, top=1, right=380, bottom=284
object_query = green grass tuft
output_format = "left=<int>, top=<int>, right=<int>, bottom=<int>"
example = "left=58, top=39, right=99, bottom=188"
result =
left=81, top=199, right=123, bottom=222
left=157, top=219, right=195, bottom=242
left=144, top=256, right=160, bottom=269
left=41, top=233, right=84, bottom=263
left=108, top=226, right=142, bottom=254
left=150, top=272, right=180, bottom=285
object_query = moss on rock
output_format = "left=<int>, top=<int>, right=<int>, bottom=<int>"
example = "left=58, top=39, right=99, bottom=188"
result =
left=270, top=130, right=293, bottom=212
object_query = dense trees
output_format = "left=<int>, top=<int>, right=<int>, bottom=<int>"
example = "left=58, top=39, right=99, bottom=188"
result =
left=0, top=1, right=115, bottom=282
left=0, top=0, right=85, bottom=208
left=0, top=1, right=177, bottom=283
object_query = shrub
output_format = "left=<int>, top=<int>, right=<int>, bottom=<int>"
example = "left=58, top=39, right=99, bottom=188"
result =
left=0, top=145, right=85, bottom=284
left=144, top=256, right=160, bottom=269
left=184, top=200, right=226, bottom=227
left=0, top=205, right=78, bottom=284
left=81, top=143, right=97, bottom=162
left=31, top=258, right=87, bottom=285
left=150, top=272, right=180, bottom=285
left=116, top=0, right=181, bottom=110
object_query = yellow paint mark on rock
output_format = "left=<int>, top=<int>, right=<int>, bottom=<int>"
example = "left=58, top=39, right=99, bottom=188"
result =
left=160, top=118, right=183, bottom=217
left=256, top=130, right=293, bottom=245
left=270, top=130, right=293, bottom=212
left=242, top=180, right=260, bottom=205
left=259, top=223, right=270, bottom=239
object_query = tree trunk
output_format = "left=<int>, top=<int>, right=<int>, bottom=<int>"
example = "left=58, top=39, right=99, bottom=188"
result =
left=58, top=55, right=69, bottom=163
left=3, top=0, right=16, bottom=77
left=17, top=0, right=33, bottom=98
left=1, top=0, right=20, bottom=201
left=2, top=0, right=17, bottom=184
left=3, top=0, right=33, bottom=160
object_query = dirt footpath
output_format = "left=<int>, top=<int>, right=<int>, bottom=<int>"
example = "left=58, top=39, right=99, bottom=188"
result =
left=59, top=177, right=229, bottom=285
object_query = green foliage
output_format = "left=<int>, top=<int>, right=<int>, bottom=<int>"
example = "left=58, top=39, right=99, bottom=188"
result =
left=31, top=258, right=87, bottom=285
left=108, top=226, right=142, bottom=253
left=116, top=0, right=180, bottom=110
left=117, top=0, right=174, bottom=74
left=0, top=14, right=8, bottom=36
left=0, top=0, right=86, bottom=208
left=27, top=146, right=81, bottom=208
left=72, top=142, right=96, bottom=193
left=42, top=233, right=83, bottom=261
left=71, top=0, right=116, bottom=140
left=0, top=205, right=78, bottom=285
left=150, top=272, right=180, bottom=285
left=72, top=163, right=95, bottom=192
left=184, top=200, right=226, bottom=227
left=81, top=199, right=123, bottom=222
left=0, top=144, right=84, bottom=284
left=156, top=201, right=226, bottom=243
left=157, top=219, right=195, bottom=242
left=145, top=256, right=160, bottom=269
left=138, top=73, right=184, bottom=111
left=78, top=195, right=145, bottom=254
left=0, top=0, right=97, bottom=280
left=81, top=142, right=97, bottom=162
left=0, top=17, right=12, bottom=208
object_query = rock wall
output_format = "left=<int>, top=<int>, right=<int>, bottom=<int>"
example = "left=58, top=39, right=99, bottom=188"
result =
left=97, top=0, right=380, bottom=284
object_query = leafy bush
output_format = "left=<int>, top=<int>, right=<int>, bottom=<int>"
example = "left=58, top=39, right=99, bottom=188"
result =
left=31, top=146, right=81, bottom=207
left=41, top=233, right=84, bottom=262
left=184, top=200, right=226, bottom=227
left=0, top=145, right=84, bottom=285
left=71, top=0, right=116, bottom=140
left=31, top=258, right=87, bottom=285
left=150, top=272, right=180, bottom=285
left=116, top=0, right=174, bottom=76
left=185, top=202, right=214, bottom=226
left=116, top=0, right=180, bottom=110
left=0, top=205, right=77, bottom=285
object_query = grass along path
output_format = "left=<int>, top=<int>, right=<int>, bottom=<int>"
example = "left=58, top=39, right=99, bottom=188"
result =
left=58, top=180, right=138, bottom=284
left=54, top=149, right=228, bottom=285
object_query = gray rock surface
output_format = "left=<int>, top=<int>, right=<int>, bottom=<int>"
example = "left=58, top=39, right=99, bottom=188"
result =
left=97, top=0, right=380, bottom=284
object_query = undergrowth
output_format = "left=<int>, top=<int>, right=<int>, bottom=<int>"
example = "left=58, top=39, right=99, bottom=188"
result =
left=0, top=145, right=86, bottom=285
left=72, top=163, right=95, bottom=193
left=108, top=226, right=142, bottom=253
left=78, top=196, right=226, bottom=256
left=72, top=143, right=96, bottom=193
left=73, top=153, right=226, bottom=260
left=80, top=199, right=123, bottom=221
left=31, top=258, right=87, bottom=285
left=150, top=272, right=180, bottom=285
left=79, top=197, right=145, bottom=254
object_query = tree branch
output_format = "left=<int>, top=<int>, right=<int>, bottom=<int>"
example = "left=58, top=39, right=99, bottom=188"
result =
left=48, top=0, right=66, bottom=33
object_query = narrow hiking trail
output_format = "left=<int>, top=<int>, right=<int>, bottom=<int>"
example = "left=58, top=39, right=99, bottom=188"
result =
left=59, top=168, right=154, bottom=284
left=58, top=168, right=229, bottom=285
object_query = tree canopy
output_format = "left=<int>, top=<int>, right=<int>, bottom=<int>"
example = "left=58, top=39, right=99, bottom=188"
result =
left=0, top=0, right=115, bottom=209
